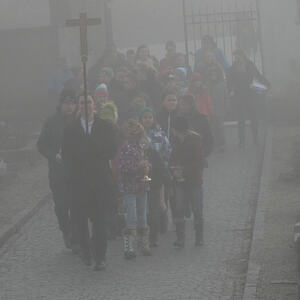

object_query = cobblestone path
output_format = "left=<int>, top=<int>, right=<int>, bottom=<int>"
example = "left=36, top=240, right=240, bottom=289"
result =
left=0, top=129, right=263, bottom=300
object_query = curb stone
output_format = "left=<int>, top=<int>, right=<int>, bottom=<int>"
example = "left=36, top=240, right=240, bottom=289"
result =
left=243, top=126, right=274, bottom=299
left=0, top=193, right=51, bottom=248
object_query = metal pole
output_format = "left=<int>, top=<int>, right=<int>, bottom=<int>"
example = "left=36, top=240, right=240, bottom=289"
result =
left=82, top=55, right=89, bottom=135
left=255, top=0, right=265, bottom=75
left=182, top=0, right=190, bottom=67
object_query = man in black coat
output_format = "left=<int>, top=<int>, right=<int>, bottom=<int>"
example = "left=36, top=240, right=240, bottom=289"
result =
left=37, top=89, right=77, bottom=249
left=61, top=93, right=118, bottom=271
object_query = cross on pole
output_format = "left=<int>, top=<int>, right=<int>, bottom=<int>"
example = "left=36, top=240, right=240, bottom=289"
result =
left=66, top=13, right=101, bottom=134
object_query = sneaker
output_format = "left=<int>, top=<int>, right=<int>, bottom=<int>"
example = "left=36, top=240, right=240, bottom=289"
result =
left=195, top=239, right=204, bottom=247
left=62, top=232, right=72, bottom=249
left=71, top=244, right=81, bottom=255
left=93, top=261, right=106, bottom=271
left=149, top=241, right=159, bottom=248
left=173, top=240, right=184, bottom=249
left=124, top=250, right=136, bottom=260
left=80, top=252, right=92, bottom=266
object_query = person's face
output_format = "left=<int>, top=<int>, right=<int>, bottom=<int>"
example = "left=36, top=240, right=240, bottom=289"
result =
left=94, top=95, right=108, bottom=112
left=234, top=54, right=245, bottom=65
left=162, top=94, right=178, bottom=112
left=115, top=70, right=127, bottom=83
left=123, top=76, right=136, bottom=91
left=99, top=71, right=110, bottom=84
left=180, top=101, right=192, bottom=115
left=202, top=39, right=214, bottom=50
left=132, top=97, right=146, bottom=111
left=79, top=95, right=95, bottom=118
left=141, top=112, right=154, bottom=129
left=127, top=51, right=135, bottom=63
left=138, top=47, right=149, bottom=61
left=61, top=101, right=76, bottom=116
left=166, top=45, right=176, bottom=56
left=205, top=52, right=215, bottom=65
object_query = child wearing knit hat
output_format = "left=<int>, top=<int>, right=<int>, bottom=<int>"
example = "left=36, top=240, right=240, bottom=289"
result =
left=99, top=102, right=118, bottom=124
left=94, top=84, right=109, bottom=113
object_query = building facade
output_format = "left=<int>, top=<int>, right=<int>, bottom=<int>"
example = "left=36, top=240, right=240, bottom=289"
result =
left=258, top=0, right=300, bottom=119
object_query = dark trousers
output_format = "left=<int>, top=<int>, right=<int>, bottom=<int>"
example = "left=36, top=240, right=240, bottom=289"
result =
left=50, top=181, right=72, bottom=235
left=174, top=185, right=203, bottom=230
left=73, top=187, right=108, bottom=263
left=210, top=115, right=225, bottom=149
left=148, top=189, right=161, bottom=243
left=235, top=97, right=258, bottom=146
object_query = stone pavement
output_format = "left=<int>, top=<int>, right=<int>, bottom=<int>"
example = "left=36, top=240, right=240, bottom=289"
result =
left=0, top=128, right=263, bottom=300
left=253, top=125, right=300, bottom=300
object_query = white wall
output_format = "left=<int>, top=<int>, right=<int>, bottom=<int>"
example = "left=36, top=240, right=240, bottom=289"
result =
left=59, top=0, right=106, bottom=68
left=0, top=0, right=50, bottom=29
left=259, top=0, right=300, bottom=101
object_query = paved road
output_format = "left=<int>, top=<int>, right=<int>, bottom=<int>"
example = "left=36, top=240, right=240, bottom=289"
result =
left=0, top=128, right=263, bottom=300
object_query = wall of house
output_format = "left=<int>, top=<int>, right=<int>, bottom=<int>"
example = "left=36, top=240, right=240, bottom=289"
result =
left=0, top=0, right=50, bottom=29
left=258, top=0, right=300, bottom=120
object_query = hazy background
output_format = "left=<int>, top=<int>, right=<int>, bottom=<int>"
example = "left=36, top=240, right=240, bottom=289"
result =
left=0, top=0, right=300, bottom=141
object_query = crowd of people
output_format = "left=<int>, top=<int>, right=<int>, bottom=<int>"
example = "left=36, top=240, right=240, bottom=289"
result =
left=39, top=36, right=270, bottom=271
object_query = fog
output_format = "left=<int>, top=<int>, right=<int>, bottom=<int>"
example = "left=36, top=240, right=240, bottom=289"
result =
left=1, top=1, right=300, bottom=299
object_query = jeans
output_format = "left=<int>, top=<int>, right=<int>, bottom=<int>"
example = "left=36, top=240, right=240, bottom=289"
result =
left=174, top=185, right=203, bottom=229
left=123, top=193, right=147, bottom=230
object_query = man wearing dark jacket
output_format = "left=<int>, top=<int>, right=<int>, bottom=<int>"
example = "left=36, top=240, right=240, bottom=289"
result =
left=61, top=93, right=118, bottom=271
left=179, top=94, right=213, bottom=158
left=170, top=116, right=204, bottom=248
left=37, top=89, right=77, bottom=249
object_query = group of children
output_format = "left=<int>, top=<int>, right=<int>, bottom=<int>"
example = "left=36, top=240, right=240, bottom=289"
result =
left=39, top=38, right=269, bottom=270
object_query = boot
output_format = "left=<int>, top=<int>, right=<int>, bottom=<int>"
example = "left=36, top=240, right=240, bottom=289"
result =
left=195, top=222, right=203, bottom=247
left=174, top=221, right=185, bottom=249
left=79, top=248, right=92, bottom=266
left=62, top=231, right=72, bottom=250
left=123, top=229, right=136, bottom=260
left=138, top=227, right=151, bottom=256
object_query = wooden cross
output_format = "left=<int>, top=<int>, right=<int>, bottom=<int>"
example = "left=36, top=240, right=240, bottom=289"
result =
left=66, top=13, right=101, bottom=134
left=66, top=13, right=101, bottom=62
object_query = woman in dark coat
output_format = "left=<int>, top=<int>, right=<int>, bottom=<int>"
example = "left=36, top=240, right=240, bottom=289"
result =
left=62, top=93, right=118, bottom=271
left=228, top=49, right=270, bottom=148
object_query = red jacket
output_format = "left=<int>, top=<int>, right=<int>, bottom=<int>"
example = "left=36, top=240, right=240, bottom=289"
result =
left=188, top=90, right=213, bottom=119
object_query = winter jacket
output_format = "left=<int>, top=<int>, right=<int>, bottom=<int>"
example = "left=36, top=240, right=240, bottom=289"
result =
left=187, top=90, right=213, bottom=119
left=227, top=60, right=270, bottom=99
left=118, top=140, right=149, bottom=194
left=170, top=130, right=203, bottom=187
left=61, top=115, right=118, bottom=205
left=147, top=127, right=171, bottom=168
left=37, top=111, right=73, bottom=187
left=184, top=112, right=214, bottom=158
left=147, top=147, right=168, bottom=190
left=156, top=108, right=178, bottom=141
